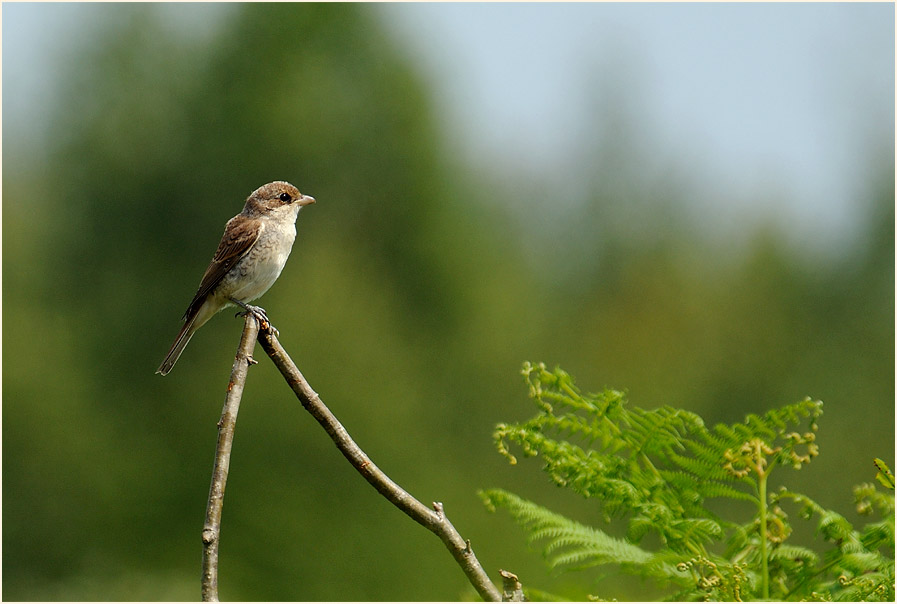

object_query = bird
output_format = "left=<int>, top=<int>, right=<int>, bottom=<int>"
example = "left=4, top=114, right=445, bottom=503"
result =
left=156, top=181, right=315, bottom=375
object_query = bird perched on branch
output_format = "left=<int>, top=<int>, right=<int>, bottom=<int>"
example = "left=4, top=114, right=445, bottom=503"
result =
left=157, top=181, right=315, bottom=375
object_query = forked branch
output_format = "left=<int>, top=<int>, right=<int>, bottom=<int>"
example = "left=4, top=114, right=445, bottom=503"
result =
left=200, top=316, right=504, bottom=601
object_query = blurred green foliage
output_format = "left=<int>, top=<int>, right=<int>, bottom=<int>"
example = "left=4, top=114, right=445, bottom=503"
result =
left=3, top=4, right=893, bottom=601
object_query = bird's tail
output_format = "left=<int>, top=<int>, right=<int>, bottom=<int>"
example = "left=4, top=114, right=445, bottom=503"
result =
left=156, top=314, right=199, bottom=376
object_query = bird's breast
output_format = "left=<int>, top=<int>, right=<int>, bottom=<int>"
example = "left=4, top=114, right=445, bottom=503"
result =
left=225, top=220, right=297, bottom=303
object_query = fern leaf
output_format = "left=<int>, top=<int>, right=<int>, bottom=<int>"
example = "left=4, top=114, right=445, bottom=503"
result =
left=480, top=489, right=653, bottom=572
left=769, top=543, right=819, bottom=565
left=874, top=458, right=895, bottom=490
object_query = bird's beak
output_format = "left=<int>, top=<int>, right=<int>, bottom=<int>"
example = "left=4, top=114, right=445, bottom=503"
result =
left=298, top=195, right=316, bottom=206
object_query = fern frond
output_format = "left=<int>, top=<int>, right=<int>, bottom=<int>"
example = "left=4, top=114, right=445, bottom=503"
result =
left=860, top=519, right=894, bottom=551
left=480, top=489, right=654, bottom=572
left=670, top=517, right=723, bottom=545
left=491, top=364, right=891, bottom=601
left=709, top=398, right=822, bottom=454
left=855, top=481, right=896, bottom=517
left=769, top=543, right=819, bottom=565
left=873, top=458, right=895, bottom=490
left=658, top=469, right=756, bottom=503
left=550, top=544, right=649, bottom=571
left=622, top=406, right=704, bottom=458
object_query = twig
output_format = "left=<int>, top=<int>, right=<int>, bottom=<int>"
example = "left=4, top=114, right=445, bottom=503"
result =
left=201, top=314, right=260, bottom=602
left=257, top=329, right=503, bottom=602
left=500, top=569, right=525, bottom=602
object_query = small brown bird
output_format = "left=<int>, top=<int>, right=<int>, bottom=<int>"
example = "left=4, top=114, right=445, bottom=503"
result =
left=156, top=181, right=315, bottom=375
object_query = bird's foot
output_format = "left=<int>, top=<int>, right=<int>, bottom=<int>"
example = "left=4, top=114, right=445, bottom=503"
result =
left=230, top=298, right=278, bottom=337
left=233, top=302, right=269, bottom=324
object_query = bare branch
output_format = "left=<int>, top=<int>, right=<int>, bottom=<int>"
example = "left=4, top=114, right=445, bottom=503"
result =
left=257, top=329, right=503, bottom=602
left=201, top=314, right=260, bottom=602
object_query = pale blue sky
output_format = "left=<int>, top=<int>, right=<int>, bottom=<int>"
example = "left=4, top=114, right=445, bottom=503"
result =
left=5, top=3, right=894, bottom=252
left=379, top=3, right=894, bottom=251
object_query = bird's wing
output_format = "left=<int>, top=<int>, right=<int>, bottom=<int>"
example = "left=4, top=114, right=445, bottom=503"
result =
left=182, top=215, right=262, bottom=320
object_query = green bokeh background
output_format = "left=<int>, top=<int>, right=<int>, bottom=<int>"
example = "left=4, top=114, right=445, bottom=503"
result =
left=3, top=4, right=893, bottom=601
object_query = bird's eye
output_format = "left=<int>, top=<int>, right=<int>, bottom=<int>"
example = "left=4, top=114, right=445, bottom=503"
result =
left=279, top=192, right=292, bottom=202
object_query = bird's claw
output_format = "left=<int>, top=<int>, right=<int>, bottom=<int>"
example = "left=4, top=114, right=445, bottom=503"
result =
left=231, top=299, right=277, bottom=333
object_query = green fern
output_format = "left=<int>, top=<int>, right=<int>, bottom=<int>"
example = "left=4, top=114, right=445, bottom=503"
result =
left=480, top=489, right=676, bottom=575
left=482, top=362, right=894, bottom=601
